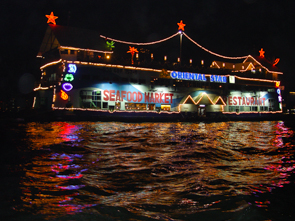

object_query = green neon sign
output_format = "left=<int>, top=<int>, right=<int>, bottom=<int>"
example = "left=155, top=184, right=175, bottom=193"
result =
left=64, top=73, right=74, bottom=82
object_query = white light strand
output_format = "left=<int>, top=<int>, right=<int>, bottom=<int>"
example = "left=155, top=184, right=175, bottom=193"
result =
left=183, top=32, right=248, bottom=60
left=100, top=33, right=179, bottom=46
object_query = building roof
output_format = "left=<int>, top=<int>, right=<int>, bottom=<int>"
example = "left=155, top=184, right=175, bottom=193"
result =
left=210, top=55, right=282, bottom=75
left=244, top=55, right=282, bottom=74
left=38, top=24, right=109, bottom=56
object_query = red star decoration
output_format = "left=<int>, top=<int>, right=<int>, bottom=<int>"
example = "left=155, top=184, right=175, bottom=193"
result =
left=259, top=48, right=265, bottom=57
left=177, top=20, right=186, bottom=31
left=46, top=12, right=58, bottom=25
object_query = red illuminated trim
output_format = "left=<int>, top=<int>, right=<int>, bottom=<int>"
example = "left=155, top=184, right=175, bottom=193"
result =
left=243, top=55, right=283, bottom=75
left=52, top=107, right=180, bottom=114
left=223, top=110, right=282, bottom=115
left=40, top=59, right=62, bottom=70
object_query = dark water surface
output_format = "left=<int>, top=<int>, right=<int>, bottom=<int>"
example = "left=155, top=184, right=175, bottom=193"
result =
left=1, top=120, right=295, bottom=221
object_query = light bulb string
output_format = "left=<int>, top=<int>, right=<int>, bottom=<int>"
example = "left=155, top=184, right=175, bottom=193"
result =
left=100, top=32, right=248, bottom=60
left=100, top=33, right=179, bottom=46
left=183, top=32, right=248, bottom=59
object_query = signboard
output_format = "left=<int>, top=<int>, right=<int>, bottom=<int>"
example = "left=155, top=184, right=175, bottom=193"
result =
left=103, top=90, right=173, bottom=104
left=170, top=71, right=226, bottom=83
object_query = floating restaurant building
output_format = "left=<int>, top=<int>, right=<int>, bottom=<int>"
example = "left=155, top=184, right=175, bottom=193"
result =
left=34, top=20, right=283, bottom=121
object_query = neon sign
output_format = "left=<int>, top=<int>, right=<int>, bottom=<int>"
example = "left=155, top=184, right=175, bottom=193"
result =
left=62, top=83, right=73, bottom=92
left=60, top=90, right=69, bottom=100
left=106, top=41, right=115, bottom=50
left=46, top=12, right=58, bottom=25
left=277, top=88, right=282, bottom=103
left=103, top=90, right=173, bottom=104
left=278, top=96, right=282, bottom=102
left=210, top=75, right=227, bottom=83
left=68, top=64, right=77, bottom=73
left=127, top=46, right=138, bottom=65
left=273, top=58, right=280, bottom=66
left=170, top=71, right=206, bottom=81
left=227, top=96, right=266, bottom=106
left=170, top=71, right=226, bottom=83
left=177, top=20, right=186, bottom=31
left=64, top=74, right=74, bottom=82
left=259, top=48, right=265, bottom=57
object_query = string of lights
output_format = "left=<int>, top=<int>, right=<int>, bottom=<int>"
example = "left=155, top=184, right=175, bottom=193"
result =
left=100, top=33, right=179, bottom=45
left=183, top=32, right=248, bottom=60
left=101, top=31, right=249, bottom=60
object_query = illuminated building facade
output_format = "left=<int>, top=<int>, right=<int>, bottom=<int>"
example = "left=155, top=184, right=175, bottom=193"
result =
left=34, top=24, right=283, bottom=120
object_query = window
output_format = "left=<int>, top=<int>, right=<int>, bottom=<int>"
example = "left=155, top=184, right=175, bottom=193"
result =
left=251, top=106, right=258, bottom=111
left=103, top=102, right=108, bottom=109
left=80, top=90, right=102, bottom=108
left=125, top=103, right=146, bottom=110
left=260, top=106, right=268, bottom=111
left=80, top=90, right=92, bottom=108
left=115, top=102, right=121, bottom=110
left=229, top=106, right=236, bottom=112
left=60, top=50, right=68, bottom=54
left=243, top=106, right=251, bottom=112
left=148, top=104, right=155, bottom=111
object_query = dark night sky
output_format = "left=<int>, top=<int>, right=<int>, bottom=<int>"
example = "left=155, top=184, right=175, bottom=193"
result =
left=1, top=0, right=294, bottom=100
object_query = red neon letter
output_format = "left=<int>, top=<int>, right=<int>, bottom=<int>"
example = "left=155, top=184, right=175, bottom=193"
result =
left=138, top=92, right=143, bottom=102
left=233, top=96, right=237, bottom=105
left=155, top=93, right=159, bottom=103
left=165, top=94, right=169, bottom=103
left=251, top=97, right=254, bottom=105
left=103, top=90, right=109, bottom=101
left=238, top=97, right=242, bottom=105
left=228, top=96, right=232, bottom=105
left=116, top=90, right=121, bottom=101
left=242, top=97, right=246, bottom=106
left=262, top=98, right=266, bottom=106
left=169, top=93, right=173, bottom=104
left=110, top=90, right=115, bottom=101
left=144, top=92, right=150, bottom=103
left=246, top=97, right=250, bottom=105
left=121, top=91, right=126, bottom=101
left=160, top=93, right=164, bottom=103
left=127, top=91, right=132, bottom=102
left=150, top=93, right=154, bottom=103
left=132, top=92, right=137, bottom=102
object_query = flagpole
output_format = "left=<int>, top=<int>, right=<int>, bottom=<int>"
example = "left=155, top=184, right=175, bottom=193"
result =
left=180, top=31, right=182, bottom=65
left=177, top=20, right=185, bottom=65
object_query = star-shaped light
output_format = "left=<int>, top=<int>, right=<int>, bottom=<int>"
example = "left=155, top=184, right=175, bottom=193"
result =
left=177, top=20, right=186, bottom=31
left=46, top=12, right=58, bottom=25
left=259, top=48, right=265, bottom=57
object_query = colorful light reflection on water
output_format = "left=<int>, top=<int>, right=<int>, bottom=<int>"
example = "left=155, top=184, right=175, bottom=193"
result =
left=2, top=121, right=295, bottom=220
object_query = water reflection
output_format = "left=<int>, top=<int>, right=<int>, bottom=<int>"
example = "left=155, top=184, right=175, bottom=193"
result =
left=13, top=121, right=295, bottom=220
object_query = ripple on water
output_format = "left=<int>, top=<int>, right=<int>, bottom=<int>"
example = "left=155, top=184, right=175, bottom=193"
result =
left=2, top=121, right=294, bottom=220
